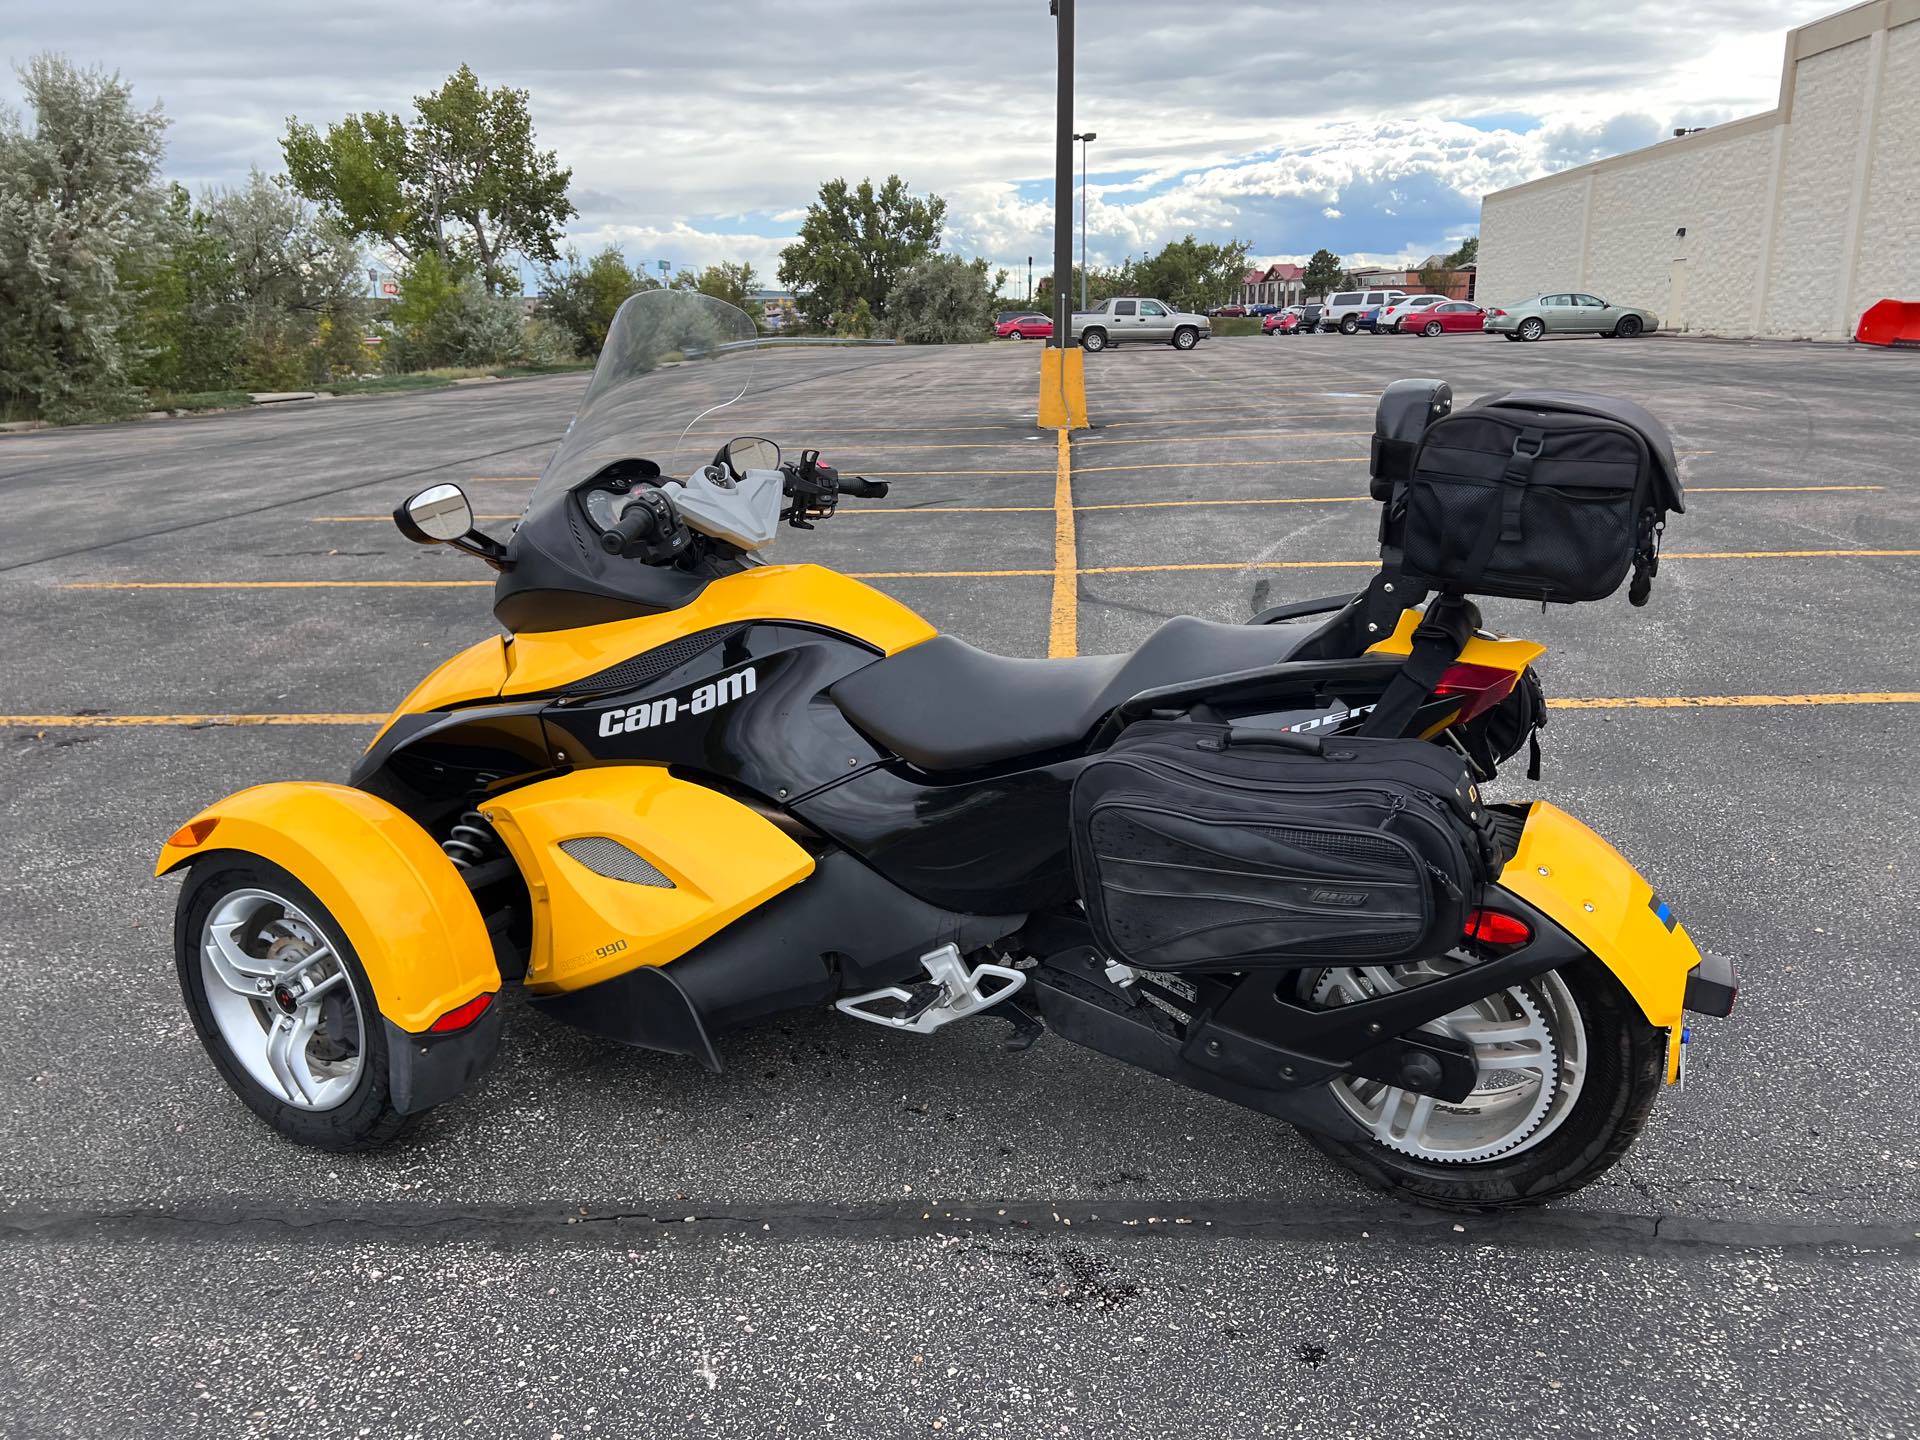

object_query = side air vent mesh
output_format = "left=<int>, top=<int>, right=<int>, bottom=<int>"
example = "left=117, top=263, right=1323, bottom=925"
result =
left=558, top=837, right=675, bottom=887
left=558, top=623, right=748, bottom=697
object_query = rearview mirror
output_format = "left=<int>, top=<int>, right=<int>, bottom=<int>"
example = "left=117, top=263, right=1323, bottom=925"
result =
left=395, top=483, right=473, bottom=543
left=721, top=436, right=781, bottom=476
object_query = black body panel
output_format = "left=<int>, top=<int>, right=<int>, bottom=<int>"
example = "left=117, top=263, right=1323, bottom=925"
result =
left=541, top=622, right=886, bottom=803
left=350, top=704, right=560, bottom=835
left=532, top=850, right=1023, bottom=1069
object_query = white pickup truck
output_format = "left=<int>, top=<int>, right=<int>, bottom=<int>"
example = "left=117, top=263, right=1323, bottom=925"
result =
left=1069, top=297, right=1212, bottom=351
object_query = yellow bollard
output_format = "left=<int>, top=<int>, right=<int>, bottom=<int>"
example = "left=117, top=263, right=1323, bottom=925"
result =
left=1037, top=345, right=1089, bottom=430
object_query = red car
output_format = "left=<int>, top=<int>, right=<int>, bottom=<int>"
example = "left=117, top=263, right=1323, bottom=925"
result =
left=1396, top=301, right=1488, bottom=335
left=1262, top=310, right=1301, bottom=334
left=995, top=314, right=1053, bottom=339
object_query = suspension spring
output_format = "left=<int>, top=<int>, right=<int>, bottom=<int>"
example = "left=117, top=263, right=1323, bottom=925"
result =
left=442, top=811, right=497, bottom=870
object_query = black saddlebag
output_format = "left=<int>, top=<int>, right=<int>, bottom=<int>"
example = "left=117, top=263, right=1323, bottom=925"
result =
left=1071, top=721, right=1498, bottom=972
left=1388, top=390, right=1684, bottom=606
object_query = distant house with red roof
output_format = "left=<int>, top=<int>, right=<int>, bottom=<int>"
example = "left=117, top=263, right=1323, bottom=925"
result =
left=1238, top=262, right=1306, bottom=307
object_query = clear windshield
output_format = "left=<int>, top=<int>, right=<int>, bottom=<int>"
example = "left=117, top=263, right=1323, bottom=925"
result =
left=525, top=289, right=764, bottom=519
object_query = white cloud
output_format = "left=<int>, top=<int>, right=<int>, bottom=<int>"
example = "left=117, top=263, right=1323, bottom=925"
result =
left=1323, top=207, right=1342, bottom=219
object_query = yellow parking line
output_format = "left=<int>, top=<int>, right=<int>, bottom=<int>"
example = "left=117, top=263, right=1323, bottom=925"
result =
left=1075, top=458, right=1368, bottom=474
left=1549, top=693, right=1920, bottom=709
left=9, top=692, right=1918, bottom=731
left=1049, top=431, right=1078, bottom=657
left=0, top=713, right=387, bottom=727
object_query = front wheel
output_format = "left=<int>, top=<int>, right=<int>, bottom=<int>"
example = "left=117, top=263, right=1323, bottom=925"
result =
left=1172, top=326, right=1198, bottom=350
left=174, top=857, right=414, bottom=1150
left=1615, top=315, right=1644, bottom=338
left=1299, top=957, right=1665, bottom=1210
left=1080, top=328, right=1107, bottom=352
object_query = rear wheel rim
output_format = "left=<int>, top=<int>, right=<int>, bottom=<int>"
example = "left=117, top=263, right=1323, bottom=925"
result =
left=199, top=888, right=365, bottom=1111
left=1313, top=961, right=1588, bottom=1164
left=1425, top=321, right=1443, bottom=336
left=1520, top=319, right=1543, bottom=340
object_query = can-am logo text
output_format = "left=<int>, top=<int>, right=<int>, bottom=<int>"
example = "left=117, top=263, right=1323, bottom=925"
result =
left=598, top=667, right=758, bottom=737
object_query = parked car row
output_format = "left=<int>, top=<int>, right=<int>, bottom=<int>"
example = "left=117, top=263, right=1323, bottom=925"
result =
left=1253, top=289, right=1658, bottom=340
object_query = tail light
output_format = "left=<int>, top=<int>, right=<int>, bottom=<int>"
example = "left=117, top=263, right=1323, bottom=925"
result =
left=429, top=993, right=494, bottom=1033
left=1487, top=307, right=1506, bottom=317
left=1464, top=909, right=1532, bottom=947
left=1433, top=661, right=1521, bottom=723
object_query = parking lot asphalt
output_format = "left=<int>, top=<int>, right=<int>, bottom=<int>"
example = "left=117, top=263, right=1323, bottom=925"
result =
left=2, top=334, right=1917, bottom=1437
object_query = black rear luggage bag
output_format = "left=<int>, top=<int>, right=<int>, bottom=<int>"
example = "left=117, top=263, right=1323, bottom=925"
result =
left=1072, top=722, right=1497, bottom=972
left=1386, top=389, right=1684, bottom=606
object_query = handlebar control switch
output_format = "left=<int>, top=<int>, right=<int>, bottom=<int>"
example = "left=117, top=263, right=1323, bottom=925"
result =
left=600, top=486, right=691, bottom=563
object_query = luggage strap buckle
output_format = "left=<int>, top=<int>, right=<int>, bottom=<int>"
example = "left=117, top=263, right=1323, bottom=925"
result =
left=834, top=944, right=1027, bottom=1034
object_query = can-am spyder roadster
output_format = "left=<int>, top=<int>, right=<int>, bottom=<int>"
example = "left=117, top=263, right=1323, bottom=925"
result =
left=159, top=290, right=1736, bottom=1211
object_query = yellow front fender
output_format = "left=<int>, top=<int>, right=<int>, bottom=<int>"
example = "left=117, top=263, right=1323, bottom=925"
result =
left=156, top=783, right=499, bottom=1033
left=1496, top=801, right=1702, bottom=1029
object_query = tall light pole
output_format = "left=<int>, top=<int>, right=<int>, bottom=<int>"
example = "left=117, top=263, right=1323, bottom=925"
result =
left=1049, top=0, right=1073, bottom=347
left=1072, top=131, right=1097, bottom=312
left=1027, top=255, right=1033, bottom=304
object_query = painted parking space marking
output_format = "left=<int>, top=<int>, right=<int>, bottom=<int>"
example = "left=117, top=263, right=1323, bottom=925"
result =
left=1049, top=431, right=1078, bottom=657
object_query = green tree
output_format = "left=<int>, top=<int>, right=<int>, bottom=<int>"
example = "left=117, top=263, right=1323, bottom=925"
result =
left=672, top=260, right=761, bottom=314
left=205, top=170, right=367, bottom=386
left=0, top=55, right=168, bottom=421
left=387, top=251, right=530, bottom=370
left=1443, top=236, right=1478, bottom=269
left=1302, top=248, right=1343, bottom=300
left=128, top=183, right=245, bottom=395
left=1134, top=234, right=1250, bottom=314
left=540, top=245, right=651, bottom=354
left=885, top=255, right=998, bottom=343
left=283, top=64, right=575, bottom=293
left=777, top=175, right=945, bottom=330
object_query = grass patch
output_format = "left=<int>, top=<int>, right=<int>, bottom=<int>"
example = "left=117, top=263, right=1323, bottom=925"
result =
left=1208, top=317, right=1265, bottom=337
left=147, top=390, right=253, bottom=413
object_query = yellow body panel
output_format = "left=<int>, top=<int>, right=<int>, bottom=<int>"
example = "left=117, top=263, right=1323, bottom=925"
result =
left=501, top=564, right=936, bottom=696
left=367, top=636, right=510, bottom=749
left=154, top=783, right=499, bottom=1032
left=1365, top=606, right=1547, bottom=672
left=1496, top=801, right=1703, bottom=1027
left=480, top=767, right=815, bottom=992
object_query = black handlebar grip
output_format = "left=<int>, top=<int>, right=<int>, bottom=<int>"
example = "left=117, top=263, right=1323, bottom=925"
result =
left=599, top=501, right=658, bottom=554
left=841, top=476, right=889, bottom=499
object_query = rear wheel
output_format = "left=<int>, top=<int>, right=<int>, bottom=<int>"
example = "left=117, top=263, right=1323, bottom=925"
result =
left=1080, top=328, right=1107, bottom=352
left=1615, top=315, right=1644, bottom=338
left=1340, top=315, right=1360, bottom=334
left=1423, top=319, right=1444, bottom=337
left=1517, top=317, right=1546, bottom=342
left=1299, top=956, right=1665, bottom=1210
left=174, top=857, right=413, bottom=1150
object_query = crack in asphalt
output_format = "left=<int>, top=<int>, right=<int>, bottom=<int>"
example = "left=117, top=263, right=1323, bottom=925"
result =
left=2, top=1199, right=1914, bottom=1256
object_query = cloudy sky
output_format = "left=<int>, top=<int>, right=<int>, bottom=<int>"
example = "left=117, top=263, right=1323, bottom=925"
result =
left=4, top=0, right=1835, bottom=286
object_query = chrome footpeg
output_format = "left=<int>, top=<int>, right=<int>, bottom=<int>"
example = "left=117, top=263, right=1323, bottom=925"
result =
left=834, top=944, right=1027, bottom=1034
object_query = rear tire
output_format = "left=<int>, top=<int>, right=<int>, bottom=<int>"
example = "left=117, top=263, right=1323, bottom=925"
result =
left=174, top=857, right=414, bottom=1151
left=1080, top=329, right=1107, bottom=352
left=1340, top=315, right=1359, bottom=334
left=1301, top=958, right=1665, bottom=1211
left=1518, top=317, right=1545, bottom=342
left=1423, top=319, right=1444, bottom=337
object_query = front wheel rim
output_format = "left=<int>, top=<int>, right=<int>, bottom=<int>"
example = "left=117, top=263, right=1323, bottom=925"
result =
left=1314, top=960, right=1588, bottom=1164
left=199, top=888, right=366, bottom=1111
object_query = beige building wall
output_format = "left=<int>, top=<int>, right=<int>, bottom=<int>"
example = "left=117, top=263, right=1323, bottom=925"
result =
left=1479, top=0, right=1920, bottom=340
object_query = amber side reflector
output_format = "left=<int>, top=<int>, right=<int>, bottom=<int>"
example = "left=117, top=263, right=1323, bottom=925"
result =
left=428, top=993, right=494, bottom=1034
left=167, top=818, right=218, bottom=849
left=1464, top=909, right=1532, bottom=947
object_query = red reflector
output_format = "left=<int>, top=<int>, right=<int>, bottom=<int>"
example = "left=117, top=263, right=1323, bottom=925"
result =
left=1433, top=661, right=1521, bottom=724
left=428, top=993, right=494, bottom=1033
left=167, top=818, right=218, bottom=849
left=1464, top=909, right=1533, bottom=946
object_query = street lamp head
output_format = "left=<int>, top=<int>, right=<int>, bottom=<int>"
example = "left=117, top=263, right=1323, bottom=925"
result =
left=1082, top=131, right=1097, bottom=142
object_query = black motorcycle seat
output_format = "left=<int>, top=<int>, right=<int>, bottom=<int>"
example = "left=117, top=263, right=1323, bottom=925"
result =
left=830, top=615, right=1327, bottom=772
